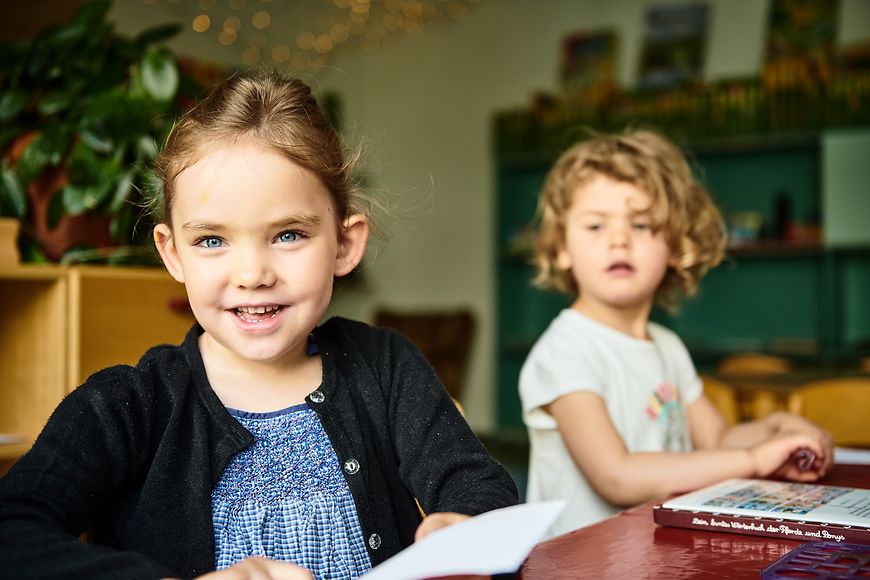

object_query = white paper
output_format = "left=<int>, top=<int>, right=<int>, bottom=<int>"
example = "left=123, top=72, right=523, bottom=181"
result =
left=361, top=500, right=565, bottom=580
left=835, top=446, right=870, bottom=465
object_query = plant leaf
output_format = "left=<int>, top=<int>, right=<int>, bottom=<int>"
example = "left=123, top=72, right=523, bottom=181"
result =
left=79, top=129, right=114, bottom=154
left=72, top=0, right=112, bottom=32
left=0, top=162, right=27, bottom=218
left=0, top=91, right=27, bottom=122
left=109, top=170, right=135, bottom=213
left=62, top=182, right=111, bottom=215
left=134, top=24, right=182, bottom=49
left=17, top=135, right=51, bottom=185
left=140, top=48, right=179, bottom=103
left=37, top=91, right=73, bottom=116
left=137, top=135, right=159, bottom=163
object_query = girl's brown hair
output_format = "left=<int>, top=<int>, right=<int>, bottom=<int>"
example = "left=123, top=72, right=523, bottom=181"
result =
left=532, top=129, right=727, bottom=310
left=150, top=71, right=371, bottom=231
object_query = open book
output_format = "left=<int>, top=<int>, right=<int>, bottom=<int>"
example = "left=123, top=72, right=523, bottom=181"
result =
left=653, top=479, right=870, bottom=544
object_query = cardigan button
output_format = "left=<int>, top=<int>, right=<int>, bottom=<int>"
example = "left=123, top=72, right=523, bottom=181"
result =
left=368, top=533, right=382, bottom=550
left=344, top=458, right=360, bottom=475
left=309, top=390, right=325, bottom=404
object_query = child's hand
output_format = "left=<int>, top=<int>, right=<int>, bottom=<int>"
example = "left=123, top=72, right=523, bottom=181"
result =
left=193, top=556, right=313, bottom=579
left=415, top=511, right=471, bottom=542
left=749, top=432, right=828, bottom=482
left=767, top=412, right=835, bottom=475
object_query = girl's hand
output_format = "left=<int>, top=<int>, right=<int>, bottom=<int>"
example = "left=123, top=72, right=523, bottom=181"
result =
left=749, top=432, right=828, bottom=482
left=415, top=512, right=471, bottom=541
left=193, top=556, right=313, bottom=579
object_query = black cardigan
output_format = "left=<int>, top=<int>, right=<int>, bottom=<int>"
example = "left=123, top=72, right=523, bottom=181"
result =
left=0, top=317, right=517, bottom=579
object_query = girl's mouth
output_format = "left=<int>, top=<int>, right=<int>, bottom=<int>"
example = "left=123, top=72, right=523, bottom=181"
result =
left=234, top=305, right=284, bottom=323
left=607, top=261, right=635, bottom=274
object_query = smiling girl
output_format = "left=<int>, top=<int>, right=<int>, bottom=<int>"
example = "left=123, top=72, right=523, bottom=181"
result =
left=0, top=72, right=517, bottom=580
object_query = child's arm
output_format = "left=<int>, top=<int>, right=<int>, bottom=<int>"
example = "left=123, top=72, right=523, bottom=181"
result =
left=689, top=401, right=835, bottom=473
left=548, top=390, right=829, bottom=507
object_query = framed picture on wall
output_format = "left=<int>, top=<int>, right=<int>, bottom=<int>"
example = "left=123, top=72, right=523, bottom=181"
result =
left=560, top=29, right=619, bottom=97
left=637, top=2, right=710, bottom=91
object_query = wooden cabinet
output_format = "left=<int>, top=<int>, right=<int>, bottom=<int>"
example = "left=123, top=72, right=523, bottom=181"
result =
left=0, top=265, right=194, bottom=460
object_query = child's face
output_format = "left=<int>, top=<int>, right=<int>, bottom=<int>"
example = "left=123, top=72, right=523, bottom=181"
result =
left=557, top=174, right=673, bottom=314
left=154, top=140, right=367, bottom=365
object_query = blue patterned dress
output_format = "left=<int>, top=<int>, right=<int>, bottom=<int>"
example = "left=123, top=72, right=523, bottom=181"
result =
left=211, top=404, right=372, bottom=579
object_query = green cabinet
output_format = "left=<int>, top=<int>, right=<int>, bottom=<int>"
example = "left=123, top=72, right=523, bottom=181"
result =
left=494, top=131, right=870, bottom=429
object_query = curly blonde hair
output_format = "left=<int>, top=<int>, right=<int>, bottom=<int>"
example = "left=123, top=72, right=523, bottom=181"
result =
left=532, top=129, right=727, bottom=310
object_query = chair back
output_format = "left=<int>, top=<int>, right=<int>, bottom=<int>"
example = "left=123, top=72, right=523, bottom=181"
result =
left=717, top=353, right=792, bottom=375
left=787, top=378, right=870, bottom=447
left=700, top=374, right=740, bottom=425
left=374, top=308, right=475, bottom=402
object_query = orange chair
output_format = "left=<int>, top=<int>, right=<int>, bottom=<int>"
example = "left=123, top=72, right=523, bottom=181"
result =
left=717, top=353, right=793, bottom=375
left=786, top=378, right=870, bottom=448
left=700, top=374, right=740, bottom=425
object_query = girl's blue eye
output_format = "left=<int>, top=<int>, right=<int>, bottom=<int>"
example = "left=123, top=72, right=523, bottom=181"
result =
left=633, top=223, right=650, bottom=230
left=196, top=237, right=224, bottom=248
left=277, top=231, right=300, bottom=243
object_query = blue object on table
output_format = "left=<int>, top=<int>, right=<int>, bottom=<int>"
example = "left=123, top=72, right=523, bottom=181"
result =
left=762, top=541, right=870, bottom=579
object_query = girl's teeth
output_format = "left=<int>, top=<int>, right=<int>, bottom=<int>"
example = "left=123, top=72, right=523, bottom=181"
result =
left=234, top=306, right=282, bottom=322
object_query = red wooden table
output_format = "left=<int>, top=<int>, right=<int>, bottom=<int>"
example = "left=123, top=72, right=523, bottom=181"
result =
left=518, top=464, right=870, bottom=579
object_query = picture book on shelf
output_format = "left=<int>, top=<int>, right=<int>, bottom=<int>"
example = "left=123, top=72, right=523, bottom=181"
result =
left=653, top=479, right=870, bottom=545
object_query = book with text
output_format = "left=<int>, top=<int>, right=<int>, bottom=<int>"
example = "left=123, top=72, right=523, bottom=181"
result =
left=653, top=479, right=870, bottom=545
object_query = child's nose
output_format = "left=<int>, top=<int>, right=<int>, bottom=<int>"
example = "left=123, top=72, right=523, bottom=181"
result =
left=608, top=225, right=631, bottom=247
left=231, top=247, right=277, bottom=289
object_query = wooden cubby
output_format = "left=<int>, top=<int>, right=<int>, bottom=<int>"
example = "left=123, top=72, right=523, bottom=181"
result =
left=0, top=265, right=194, bottom=460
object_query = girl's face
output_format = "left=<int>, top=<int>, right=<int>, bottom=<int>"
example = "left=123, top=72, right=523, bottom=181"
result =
left=557, top=173, right=673, bottom=317
left=154, top=139, right=367, bottom=367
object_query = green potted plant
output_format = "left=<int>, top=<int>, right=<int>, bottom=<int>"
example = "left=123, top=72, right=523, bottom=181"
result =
left=0, top=0, right=191, bottom=264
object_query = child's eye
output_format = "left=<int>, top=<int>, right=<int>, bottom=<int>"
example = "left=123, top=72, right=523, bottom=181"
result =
left=632, top=222, right=651, bottom=230
left=585, top=224, right=602, bottom=232
left=194, top=236, right=224, bottom=249
left=276, top=230, right=305, bottom=244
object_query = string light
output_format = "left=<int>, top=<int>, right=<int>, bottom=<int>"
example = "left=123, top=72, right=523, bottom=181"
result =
left=149, top=0, right=482, bottom=70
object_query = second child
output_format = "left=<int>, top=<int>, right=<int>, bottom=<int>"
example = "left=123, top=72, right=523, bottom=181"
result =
left=519, top=130, right=833, bottom=538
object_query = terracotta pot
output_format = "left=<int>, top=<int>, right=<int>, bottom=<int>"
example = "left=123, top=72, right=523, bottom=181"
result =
left=7, top=132, right=114, bottom=262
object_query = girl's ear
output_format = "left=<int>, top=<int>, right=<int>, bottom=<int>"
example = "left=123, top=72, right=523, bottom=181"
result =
left=154, top=223, right=185, bottom=284
left=335, top=214, right=369, bottom=277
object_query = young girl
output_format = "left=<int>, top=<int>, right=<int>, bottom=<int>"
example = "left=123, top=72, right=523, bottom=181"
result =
left=0, top=72, right=517, bottom=579
left=519, top=130, right=833, bottom=538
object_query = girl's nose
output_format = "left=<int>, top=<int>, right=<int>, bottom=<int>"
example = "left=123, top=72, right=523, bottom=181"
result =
left=231, top=248, right=277, bottom=289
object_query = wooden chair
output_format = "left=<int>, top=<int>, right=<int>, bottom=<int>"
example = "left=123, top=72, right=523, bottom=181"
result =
left=717, top=353, right=793, bottom=375
left=716, top=353, right=794, bottom=419
left=786, top=378, right=870, bottom=448
left=374, top=308, right=475, bottom=402
left=700, top=374, right=740, bottom=425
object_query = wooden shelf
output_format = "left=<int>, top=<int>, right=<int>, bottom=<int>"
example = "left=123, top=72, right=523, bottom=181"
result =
left=0, top=266, right=195, bottom=459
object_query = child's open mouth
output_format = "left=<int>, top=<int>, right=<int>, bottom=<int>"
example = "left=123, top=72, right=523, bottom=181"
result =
left=234, top=305, right=284, bottom=323
left=607, top=261, right=635, bottom=275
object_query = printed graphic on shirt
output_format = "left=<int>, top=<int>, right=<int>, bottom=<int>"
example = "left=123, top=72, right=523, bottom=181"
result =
left=646, top=382, right=690, bottom=451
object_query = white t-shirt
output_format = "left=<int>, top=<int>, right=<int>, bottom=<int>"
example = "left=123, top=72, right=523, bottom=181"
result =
left=519, top=308, right=703, bottom=537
